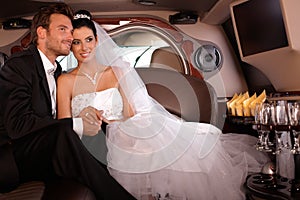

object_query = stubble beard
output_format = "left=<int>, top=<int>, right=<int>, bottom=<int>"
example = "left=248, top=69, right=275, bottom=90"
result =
left=47, top=39, right=71, bottom=58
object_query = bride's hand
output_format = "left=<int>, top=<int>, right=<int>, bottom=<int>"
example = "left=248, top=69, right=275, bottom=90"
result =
left=102, top=117, right=112, bottom=124
left=79, top=106, right=103, bottom=136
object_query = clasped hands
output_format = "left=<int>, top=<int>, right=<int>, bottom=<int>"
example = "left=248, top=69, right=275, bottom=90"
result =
left=79, top=106, right=108, bottom=136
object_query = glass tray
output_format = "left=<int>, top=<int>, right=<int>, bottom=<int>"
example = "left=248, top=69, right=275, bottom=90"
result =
left=227, top=115, right=255, bottom=125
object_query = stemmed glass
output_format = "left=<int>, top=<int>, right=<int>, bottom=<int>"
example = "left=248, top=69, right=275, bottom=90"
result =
left=274, top=100, right=289, bottom=154
left=254, top=102, right=273, bottom=152
left=287, top=101, right=300, bottom=154
left=260, top=102, right=273, bottom=152
left=254, top=103, right=264, bottom=151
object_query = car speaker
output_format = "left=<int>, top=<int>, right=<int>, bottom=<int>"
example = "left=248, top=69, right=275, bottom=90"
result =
left=194, top=44, right=222, bottom=72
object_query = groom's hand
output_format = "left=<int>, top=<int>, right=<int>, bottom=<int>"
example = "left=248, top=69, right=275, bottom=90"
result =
left=79, top=106, right=103, bottom=136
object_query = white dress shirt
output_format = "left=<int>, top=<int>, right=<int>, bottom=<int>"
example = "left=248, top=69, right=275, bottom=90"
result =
left=38, top=49, right=83, bottom=138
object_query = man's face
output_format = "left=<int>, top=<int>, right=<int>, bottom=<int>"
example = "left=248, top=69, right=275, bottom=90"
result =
left=44, top=13, right=73, bottom=58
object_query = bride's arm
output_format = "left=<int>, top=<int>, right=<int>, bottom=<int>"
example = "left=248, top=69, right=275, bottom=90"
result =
left=119, top=86, right=134, bottom=119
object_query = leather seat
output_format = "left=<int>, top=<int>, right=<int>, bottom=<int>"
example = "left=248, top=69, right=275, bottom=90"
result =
left=149, top=47, right=185, bottom=73
left=136, top=67, right=218, bottom=125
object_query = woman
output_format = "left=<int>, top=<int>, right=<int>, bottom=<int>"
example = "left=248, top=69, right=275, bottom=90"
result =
left=57, top=10, right=269, bottom=200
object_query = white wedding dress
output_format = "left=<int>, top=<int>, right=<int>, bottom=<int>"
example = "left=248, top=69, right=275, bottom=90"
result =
left=72, top=88, right=269, bottom=200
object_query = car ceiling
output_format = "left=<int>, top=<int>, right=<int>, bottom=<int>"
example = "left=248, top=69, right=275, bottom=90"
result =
left=0, top=0, right=235, bottom=25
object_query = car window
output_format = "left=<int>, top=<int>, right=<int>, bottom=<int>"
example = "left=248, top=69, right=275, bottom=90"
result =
left=111, top=29, right=169, bottom=68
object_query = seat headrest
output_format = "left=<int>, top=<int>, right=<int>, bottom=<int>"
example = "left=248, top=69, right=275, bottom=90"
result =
left=150, top=47, right=185, bottom=73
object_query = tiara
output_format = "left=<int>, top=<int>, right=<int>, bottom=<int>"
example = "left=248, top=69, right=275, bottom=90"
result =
left=74, top=14, right=91, bottom=20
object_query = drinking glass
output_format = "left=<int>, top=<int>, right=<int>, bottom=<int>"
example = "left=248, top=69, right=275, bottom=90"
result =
left=260, top=102, right=272, bottom=152
left=274, top=100, right=289, bottom=154
left=287, top=102, right=300, bottom=154
left=254, top=103, right=264, bottom=151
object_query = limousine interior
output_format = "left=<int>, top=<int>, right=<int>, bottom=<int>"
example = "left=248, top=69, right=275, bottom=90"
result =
left=1, top=0, right=300, bottom=199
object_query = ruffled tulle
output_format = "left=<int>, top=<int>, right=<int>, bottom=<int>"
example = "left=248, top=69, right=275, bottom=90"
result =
left=72, top=88, right=269, bottom=200
left=107, top=117, right=269, bottom=200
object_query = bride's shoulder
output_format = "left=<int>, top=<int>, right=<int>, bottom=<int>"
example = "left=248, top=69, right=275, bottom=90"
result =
left=103, top=66, right=118, bottom=80
left=57, top=71, right=77, bottom=86
left=103, top=66, right=113, bottom=73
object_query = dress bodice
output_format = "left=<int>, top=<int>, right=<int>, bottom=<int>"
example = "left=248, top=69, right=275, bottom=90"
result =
left=71, top=88, right=123, bottom=120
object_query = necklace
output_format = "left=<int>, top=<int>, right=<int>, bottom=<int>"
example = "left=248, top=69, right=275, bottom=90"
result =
left=81, top=71, right=99, bottom=85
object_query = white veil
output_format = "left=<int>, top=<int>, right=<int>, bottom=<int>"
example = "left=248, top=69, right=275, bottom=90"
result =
left=91, top=21, right=221, bottom=173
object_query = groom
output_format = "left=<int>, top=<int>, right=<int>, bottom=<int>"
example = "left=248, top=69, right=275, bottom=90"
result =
left=0, top=3, right=135, bottom=200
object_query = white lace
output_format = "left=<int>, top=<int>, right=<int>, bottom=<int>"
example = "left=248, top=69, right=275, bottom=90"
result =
left=72, top=88, right=123, bottom=120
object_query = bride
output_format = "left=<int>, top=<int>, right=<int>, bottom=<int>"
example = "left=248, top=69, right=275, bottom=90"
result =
left=57, top=10, right=269, bottom=200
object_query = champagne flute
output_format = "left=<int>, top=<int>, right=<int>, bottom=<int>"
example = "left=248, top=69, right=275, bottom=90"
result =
left=254, top=103, right=264, bottom=150
left=287, top=102, right=300, bottom=154
left=274, top=100, right=289, bottom=154
left=260, top=102, right=272, bottom=152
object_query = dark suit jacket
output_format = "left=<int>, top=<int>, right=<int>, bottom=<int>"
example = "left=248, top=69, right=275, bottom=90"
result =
left=0, top=45, right=72, bottom=191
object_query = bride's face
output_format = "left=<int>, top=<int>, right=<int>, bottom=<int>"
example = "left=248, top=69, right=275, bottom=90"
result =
left=71, top=26, right=98, bottom=64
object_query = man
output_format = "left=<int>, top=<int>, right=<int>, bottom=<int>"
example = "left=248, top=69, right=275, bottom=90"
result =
left=0, top=3, right=135, bottom=200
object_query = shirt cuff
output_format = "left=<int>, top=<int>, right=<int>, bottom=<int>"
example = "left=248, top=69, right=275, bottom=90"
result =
left=73, top=117, right=83, bottom=139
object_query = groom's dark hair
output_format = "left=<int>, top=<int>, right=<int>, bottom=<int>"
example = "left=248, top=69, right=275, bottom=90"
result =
left=30, top=3, right=74, bottom=45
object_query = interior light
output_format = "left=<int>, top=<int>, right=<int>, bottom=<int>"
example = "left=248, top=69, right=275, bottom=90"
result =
left=138, top=0, right=156, bottom=6
left=119, top=21, right=131, bottom=26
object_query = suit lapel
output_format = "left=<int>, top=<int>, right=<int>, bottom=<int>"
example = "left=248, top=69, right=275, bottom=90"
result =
left=28, top=45, right=52, bottom=110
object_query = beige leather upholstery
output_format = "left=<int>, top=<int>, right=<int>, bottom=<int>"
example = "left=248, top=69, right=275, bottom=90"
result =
left=136, top=68, right=218, bottom=125
left=150, top=47, right=185, bottom=73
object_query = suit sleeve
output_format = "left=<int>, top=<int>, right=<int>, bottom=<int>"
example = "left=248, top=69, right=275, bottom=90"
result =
left=0, top=55, right=71, bottom=139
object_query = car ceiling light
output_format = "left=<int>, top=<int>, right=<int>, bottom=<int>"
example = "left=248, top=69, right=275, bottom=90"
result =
left=138, top=0, right=156, bottom=6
